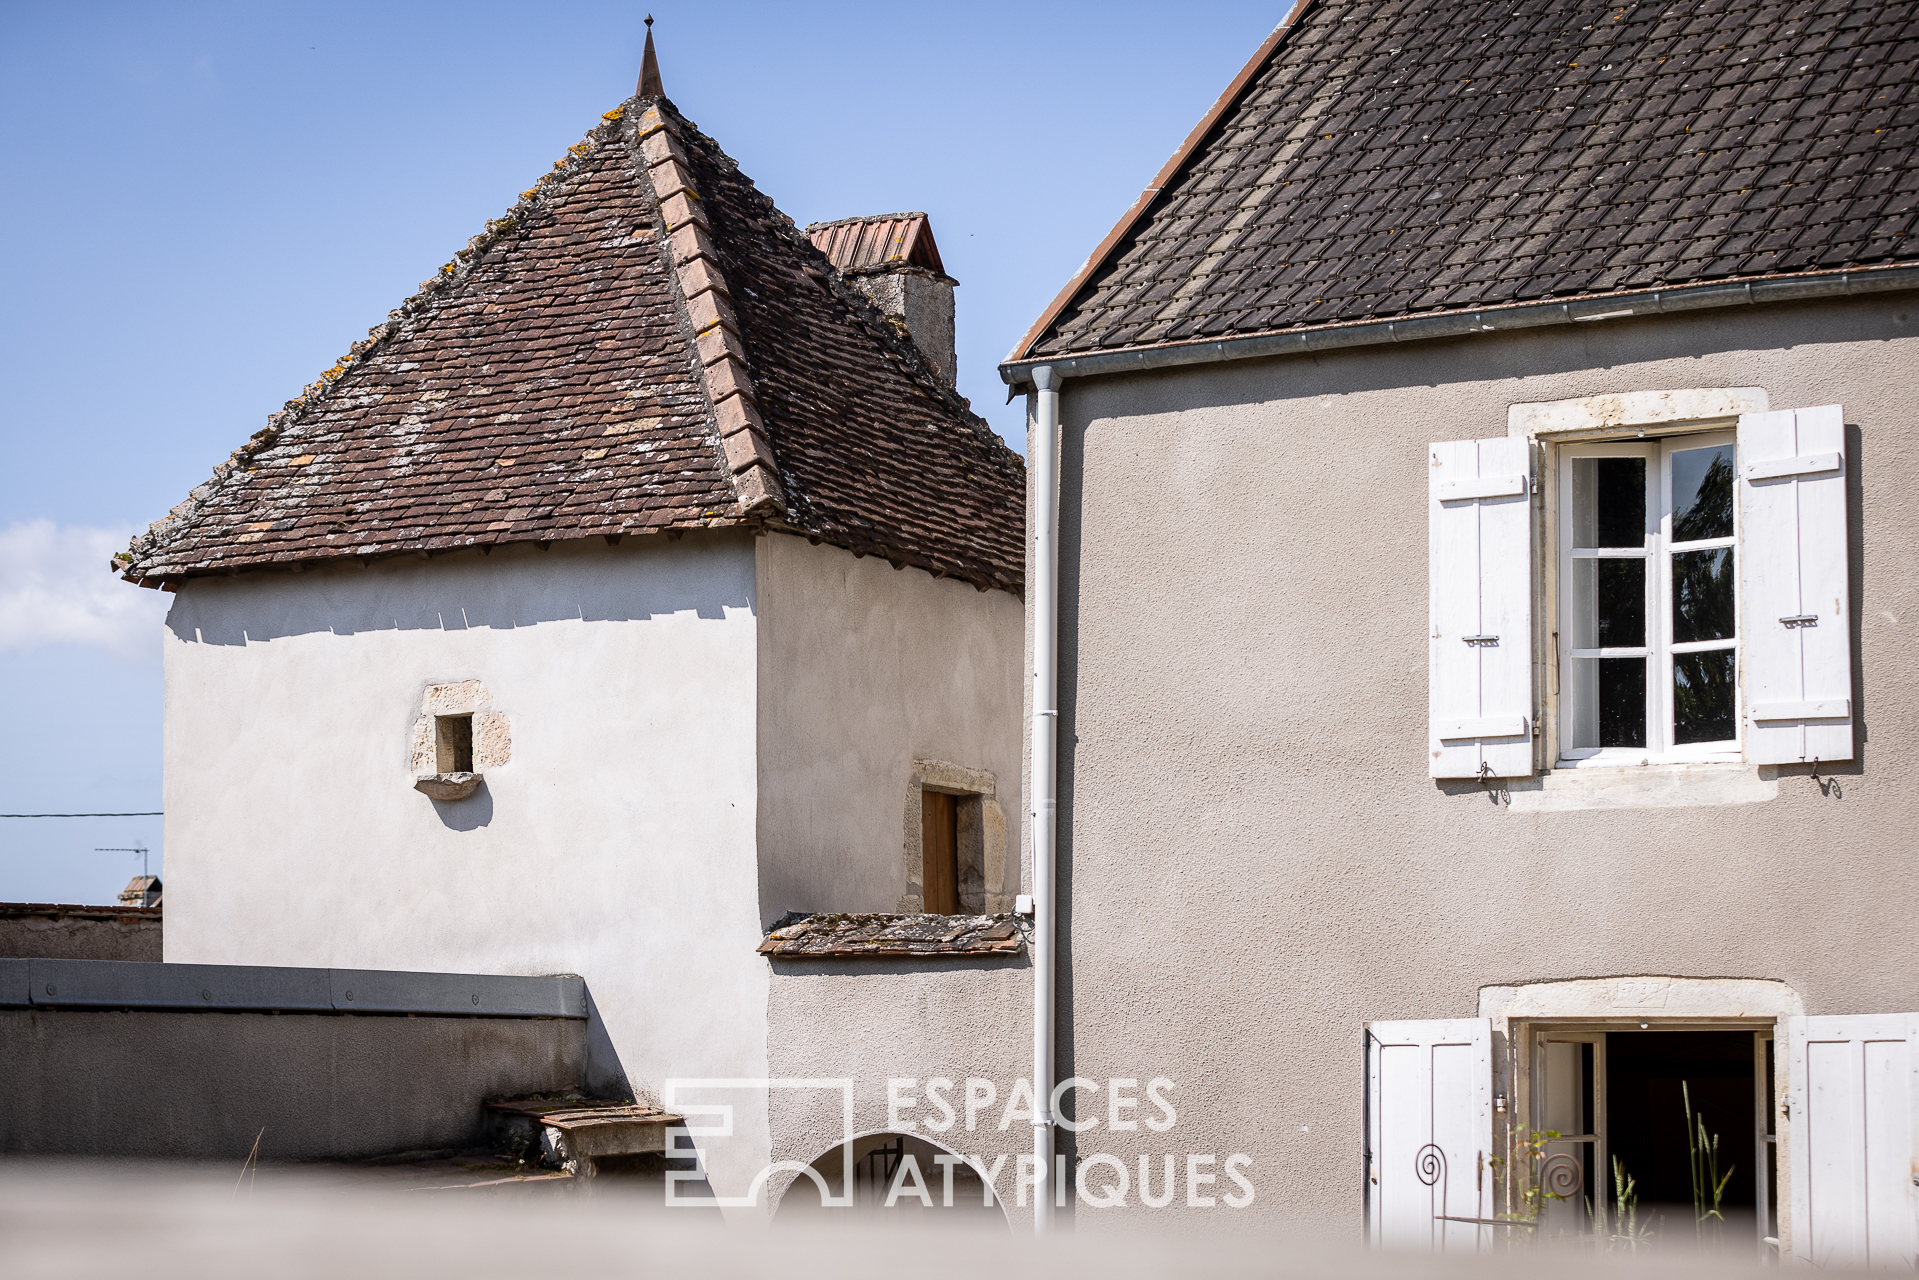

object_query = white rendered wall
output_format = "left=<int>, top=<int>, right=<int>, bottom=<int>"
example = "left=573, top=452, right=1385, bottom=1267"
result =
left=753, top=534, right=1024, bottom=919
left=753, top=535, right=1031, bottom=1217
left=160, top=533, right=771, bottom=1201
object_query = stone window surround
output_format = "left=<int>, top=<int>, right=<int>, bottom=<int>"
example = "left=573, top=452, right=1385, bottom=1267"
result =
left=1502, top=387, right=1780, bottom=811
left=409, top=680, right=512, bottom=779
left=1480, top=974, right=1803, bottom=1251
left=898, top=759, right=1012, bottom=915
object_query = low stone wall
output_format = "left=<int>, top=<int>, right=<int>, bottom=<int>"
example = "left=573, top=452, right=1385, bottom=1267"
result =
left=1, top=959, right=590, bottom=1162
left=0, top=904, right=161, bottom=962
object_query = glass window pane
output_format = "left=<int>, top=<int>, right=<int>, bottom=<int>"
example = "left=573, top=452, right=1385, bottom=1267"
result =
left=1570, top=457, right=1646, bottom=549
left=1568, top=656, right=1598, bottom=748
left=1671, top=444, right=1735, bottom=542
left=1569, top=559, right=1597, bottom=650
left=1672, top=547, right=1736, bottom=643
left=1569, top=558, right=1644, bottom=649
left=1674, top=650, right=1737, bottom=744
left=1598, top=558, right=1644, bottom=647
left=1599, top=657, right=1646, bottom=748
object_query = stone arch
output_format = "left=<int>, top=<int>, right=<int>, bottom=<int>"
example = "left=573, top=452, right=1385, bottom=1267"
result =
left=774, top=1129, right=1010, bottom=1227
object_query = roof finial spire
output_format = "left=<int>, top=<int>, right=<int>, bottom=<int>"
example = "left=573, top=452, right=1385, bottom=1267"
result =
left=637, top=15, right=664, bottom=99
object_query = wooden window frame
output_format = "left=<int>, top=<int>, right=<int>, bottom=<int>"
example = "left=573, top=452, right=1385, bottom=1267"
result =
left=1551, top=427, right=1743, bottom=767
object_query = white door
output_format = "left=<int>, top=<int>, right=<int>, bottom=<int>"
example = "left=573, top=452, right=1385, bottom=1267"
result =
left=1368, top=1018, right=1494, bottom=1250
left=1787, top=1014, right=1919, bottom=1268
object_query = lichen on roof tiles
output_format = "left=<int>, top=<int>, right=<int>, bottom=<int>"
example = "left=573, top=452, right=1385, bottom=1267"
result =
left=120, top=95, right=1024, bottom=596
left=756, top=911, right=1027, bottom=959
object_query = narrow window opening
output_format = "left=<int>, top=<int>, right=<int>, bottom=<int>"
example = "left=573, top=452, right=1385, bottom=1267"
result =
left=920, top=790, right=959, bottom=915
left=435, top=714, right=474, bottom=774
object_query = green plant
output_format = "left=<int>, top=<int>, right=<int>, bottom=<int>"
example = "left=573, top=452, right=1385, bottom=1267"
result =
left=1598, top=1154, right=1652, bottom=1253
left=1684, top=1081, right=1735, bottom=1243
left=1489, top=1125, right=1567, bottom=1236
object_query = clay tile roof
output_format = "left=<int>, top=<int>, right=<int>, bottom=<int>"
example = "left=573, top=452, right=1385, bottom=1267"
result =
left=1013, top=0, right=1919, bottom=364
left=756, top=911, right=1026, bottom=959
left=807, top=213, right=948, bottom=277
left=120, top=100, right=1022, bottom=595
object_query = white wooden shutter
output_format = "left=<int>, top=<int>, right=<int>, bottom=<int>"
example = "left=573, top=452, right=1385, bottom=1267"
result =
left=1429, top=439, right=1533, bottom=779
left=1786, top=1013, right=1919, bottom=1269
left=1739, top=406, right=1854, bottom=765
left=1367, top=1018, right=1494, bottom=1251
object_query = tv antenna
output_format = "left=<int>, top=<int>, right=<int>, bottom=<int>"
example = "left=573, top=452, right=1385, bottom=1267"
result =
left=96, top=843, right=150, bottom=883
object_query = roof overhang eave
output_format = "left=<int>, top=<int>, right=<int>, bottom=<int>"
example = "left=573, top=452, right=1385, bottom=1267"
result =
left=997, top=263, right=1919, bottom=392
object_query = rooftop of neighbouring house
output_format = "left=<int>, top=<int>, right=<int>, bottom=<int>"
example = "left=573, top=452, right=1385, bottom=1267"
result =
left=806, top=212, right=950, bottom=278
left=1013, top=0, right=1919, bottom=365
left=118, top=40, right=1023, bottom=596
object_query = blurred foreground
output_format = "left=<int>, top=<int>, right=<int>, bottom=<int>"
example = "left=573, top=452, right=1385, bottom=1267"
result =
left=1, top=1159, right=1798, bottom=1280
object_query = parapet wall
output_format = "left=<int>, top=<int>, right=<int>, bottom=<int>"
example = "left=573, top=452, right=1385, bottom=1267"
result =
left=1, top=959, right=590, bottom=1162
left=0, top=904, right=161, bottom=962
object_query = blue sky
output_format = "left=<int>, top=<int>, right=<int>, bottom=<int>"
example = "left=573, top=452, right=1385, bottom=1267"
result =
left=0, top=1, right=1279, bottom=903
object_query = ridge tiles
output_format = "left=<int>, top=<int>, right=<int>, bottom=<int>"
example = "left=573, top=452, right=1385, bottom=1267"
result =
left=119, top=94, right=1024, bottom=595
left=1022, top=0, right=1919, bottom=362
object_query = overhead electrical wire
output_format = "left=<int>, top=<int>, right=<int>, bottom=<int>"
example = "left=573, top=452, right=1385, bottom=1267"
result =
left=0, top=812, right=163, bottom=818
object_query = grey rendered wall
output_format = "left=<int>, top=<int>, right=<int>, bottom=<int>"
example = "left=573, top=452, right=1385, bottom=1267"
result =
left=0, top=1008, right=581, bottom=1160
left=754, top=534, right=1024, bottom=919
left=1046, top=294, right=1919, bottom=1231
left=157, top=534, right=776, bottom=1198
left=765, top=954, right=1032, bottom=1225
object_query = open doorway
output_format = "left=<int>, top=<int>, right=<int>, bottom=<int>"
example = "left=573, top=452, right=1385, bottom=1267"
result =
left=1531, top=1026, right=1774, bottom=1247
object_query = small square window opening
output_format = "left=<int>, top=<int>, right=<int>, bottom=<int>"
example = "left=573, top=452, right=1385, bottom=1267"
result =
left=435, top=714, right=474, bottom=774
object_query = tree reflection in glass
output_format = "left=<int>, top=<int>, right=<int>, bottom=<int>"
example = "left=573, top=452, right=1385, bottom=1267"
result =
left=1672, top=548, right=1735, bottom=643
left=1672, top=448, right=1734, bottom=542
left=1674, top=651, right=1736, bottom=743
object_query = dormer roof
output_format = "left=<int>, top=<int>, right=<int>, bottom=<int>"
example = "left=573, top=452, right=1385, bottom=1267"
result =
left=120, top=100, right=1023, bottom=594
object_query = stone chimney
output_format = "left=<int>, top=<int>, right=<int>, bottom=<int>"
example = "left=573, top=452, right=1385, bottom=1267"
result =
left=118, top=875, right=162, bottom=908
left=806, top=213, right=958, bottom=388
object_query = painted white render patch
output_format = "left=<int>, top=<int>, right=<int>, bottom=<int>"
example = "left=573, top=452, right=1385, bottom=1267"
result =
left=1505, top=762, right=1777, bottom=811
left=159, top=536, right=775, bottom=1209
left=1507, top=387, right=1769, bottom=438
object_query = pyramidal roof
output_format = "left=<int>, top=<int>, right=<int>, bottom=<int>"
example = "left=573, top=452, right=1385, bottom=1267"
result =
left=119, top=96, right=1025, bottom=594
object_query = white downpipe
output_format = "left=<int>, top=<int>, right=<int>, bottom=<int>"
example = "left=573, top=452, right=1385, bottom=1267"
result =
left=1029, top=365, right=1061, bottom=1234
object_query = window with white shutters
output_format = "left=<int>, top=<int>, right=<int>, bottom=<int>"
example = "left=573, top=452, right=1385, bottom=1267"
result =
left=1366, top=1019, right=1495, bottom=1250
left=1739, top=406, right=1854, bottom=766
left=1786, top=1013, right=1918, bottom=1269
left=1429, top=439, right=1533, bottom=780
left=1433, top=404, right=1853, bottom=776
